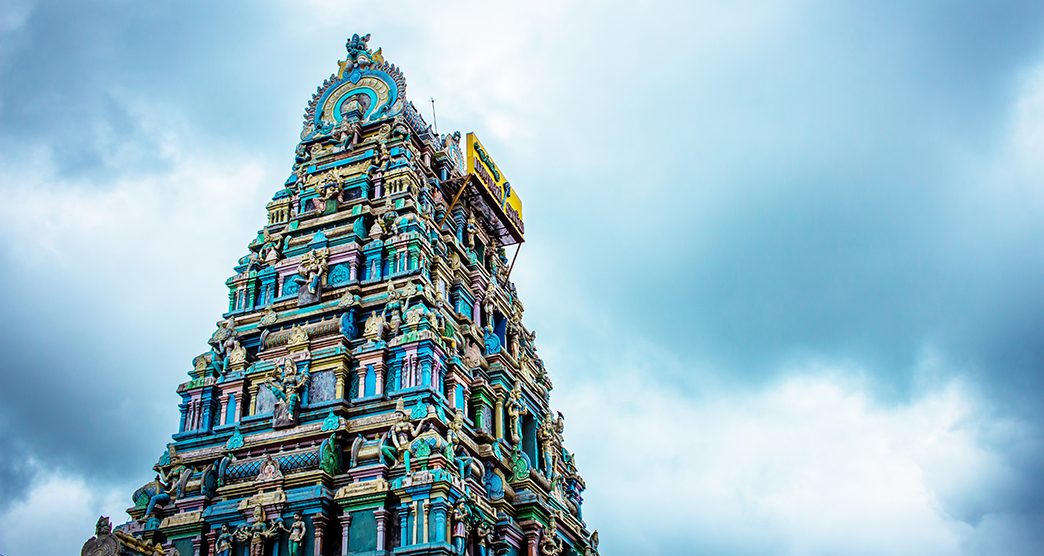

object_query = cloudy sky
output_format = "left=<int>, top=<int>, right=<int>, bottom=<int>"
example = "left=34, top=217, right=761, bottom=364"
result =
left=2, top=1, right=1043, bottom=554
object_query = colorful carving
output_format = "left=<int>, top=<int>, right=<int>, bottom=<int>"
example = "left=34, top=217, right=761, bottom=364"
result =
left=84, top=33, right=593, bottom=556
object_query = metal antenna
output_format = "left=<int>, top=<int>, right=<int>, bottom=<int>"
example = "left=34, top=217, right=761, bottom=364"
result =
left=430, top=97, right=439, bottom=135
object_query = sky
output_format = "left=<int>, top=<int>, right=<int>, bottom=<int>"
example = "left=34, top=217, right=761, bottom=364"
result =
left=1, top=1, right=1043, bottom=554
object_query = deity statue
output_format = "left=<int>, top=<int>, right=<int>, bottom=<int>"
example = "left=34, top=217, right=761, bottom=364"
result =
left=445, top=409, right=469, bottom=476
left=259, top=228, right=283, bottom=263
left=234, top=506, right=283, bottom=556
left=287, top=324, right=309, bottom=348
left=194, top=348, right=224, bottom=379
left=476, top=521, right=495, bottom=556
left=378, top=401, right=429, bottom=474
left=451, top=499, right=471, bottom=556
left=585, top=531, right=600, bottom=556
left=506, top=383, right=528, bottom=444
left=209, top=317, right=238, bottom=358
left=293, top=142, right=310, bottom=169
left=537, top=418, right=560, bottom=480
left=335, top=117, right=362, bottom=151
left=363, top=310, right=387, bottom=341
left=483, top=283, right=497, bottom=324
left=266, top=356, right=310, bottom=427
left=295, top=248, right=329, bottom=306
left=256, top=455, right=283, bottom=482
left=284, top=512, right=307, bottom=556
left=465, top=213, right=477, bottom=248
left=227, top=339, right=247, bottom=369
left=215, top=524, right=234, bottom=556
left=141, top=450, right=192, bottom=521
left=80, top=515, right=118, bottom=556
left=539, top=513, right=564, bottom=556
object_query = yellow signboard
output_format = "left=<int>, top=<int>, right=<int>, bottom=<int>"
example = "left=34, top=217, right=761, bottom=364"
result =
left=465, top=132, right=524, bottom=237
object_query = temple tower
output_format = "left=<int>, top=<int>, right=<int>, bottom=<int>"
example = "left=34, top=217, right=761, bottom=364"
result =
left=82, top=34, right=597, bottom=556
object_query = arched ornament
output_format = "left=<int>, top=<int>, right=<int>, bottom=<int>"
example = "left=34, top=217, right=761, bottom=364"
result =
left=301, top=35, right=408, bottom=136
left=315, top=68, right=402, bottom=125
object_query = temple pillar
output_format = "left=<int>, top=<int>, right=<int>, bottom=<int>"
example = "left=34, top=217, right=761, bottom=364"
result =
left=334, top=364, right=347, bottom=399
left=339, top=513, right=352, bottom=556
left=232, top=392, right=243, bottom=423
left=445, top=377, right=457, bottom=410
left=494, top=397, right=504, bottom=439
left=374, top=508, right=389, bottom=551
left=525, top=528, right=541, bottom=556
left=431, top=500, right=448, bottom=543
left=248, top=384, right=261, bottom=415
left=356, top=368, right=367, bottom=399
left=374, top=361, right=386, bottom=396
left=312, top=513, right=328, bottom=556
left=398, top=506, right=410, bottom=547
left=205, top=531, right=217, bottom=556
left=422, top=500, right=430, bottom=543
left=219, top=395, right=228, bottom=425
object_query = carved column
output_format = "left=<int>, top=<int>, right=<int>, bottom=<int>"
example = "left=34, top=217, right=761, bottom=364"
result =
left=525, top=527, right=541, bottom=556
left=248, top=383, right=261, bottom=415
left=191, top=535, right=202, bottom=556
left=398, top=506, right=410, bottom=547
left=218, top=393, right=229, bottom=426
left=232, top=392, right=243, bottom=423
left=430, top=499, right=448, bottom=543
left=374, top=361, right=386, bottom=396
left=339, top=513, right=352, bottom=556
left=355, top=368, right=367, bottom=399
left=334, top=361, right=348, bottom=400
left=312, top=513, right=329, bottom=556
left=178, top=401, right=189, bottom=433
left=205, top=531, right=217, bottom=556
left=422, top=500, right=430, bottom=543
left=445, top=377, right=458, bottom=410
left=374, top=508, right=389, bottom=551
left=494, top=397, right=504, bottom=439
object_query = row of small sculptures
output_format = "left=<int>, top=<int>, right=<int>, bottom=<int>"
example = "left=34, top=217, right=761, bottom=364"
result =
left=213, top=506, right=306, bottom=556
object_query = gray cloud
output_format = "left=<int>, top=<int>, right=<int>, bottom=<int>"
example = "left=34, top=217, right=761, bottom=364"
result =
left=1, top=1, right=1043, bottom=554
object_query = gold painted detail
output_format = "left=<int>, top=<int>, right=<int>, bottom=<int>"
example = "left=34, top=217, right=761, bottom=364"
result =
left=159, top=510, right=202, bottom=528
left=335, top=479, right=389, bottom=500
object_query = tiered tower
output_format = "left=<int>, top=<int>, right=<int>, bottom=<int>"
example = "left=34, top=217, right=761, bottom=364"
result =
left=81, top=34, right=597, bottom=556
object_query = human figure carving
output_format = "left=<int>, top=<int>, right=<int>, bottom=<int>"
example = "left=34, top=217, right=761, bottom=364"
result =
left=234, top=506, right=283, bottom=556
left=266, top=357, right=310, bottom=425
left=506, top=383, right=528, bottom=444
left=378, top=400, right=429, bottom=473
left=451, top=499, right=471, bottom=556
left=215, top=524, right=234, bottom=556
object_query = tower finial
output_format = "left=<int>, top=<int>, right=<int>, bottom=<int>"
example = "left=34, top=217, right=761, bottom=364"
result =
left=339, top=33, right=375, bottom=78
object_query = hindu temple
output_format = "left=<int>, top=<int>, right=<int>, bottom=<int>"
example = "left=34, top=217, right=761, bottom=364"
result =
left=80, top=34, right=598, bottom=556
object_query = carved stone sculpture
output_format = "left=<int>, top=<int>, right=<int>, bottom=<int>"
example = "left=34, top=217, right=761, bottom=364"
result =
left=506, top=383, right=528, bottom=444
left=215, top=524, right=234, bottom=556
left=81, top=516, right=119, bottom=556
left=378, top=401, right=428, bottom=473
left=267, top=356, right=310, bottom=427
left=234, top=505, right=283, bottom=556
left=295, top=248, right=329, bottom=306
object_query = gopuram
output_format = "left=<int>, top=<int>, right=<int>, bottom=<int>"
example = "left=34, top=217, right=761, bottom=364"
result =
left=81, top=34, right=597, bottom=556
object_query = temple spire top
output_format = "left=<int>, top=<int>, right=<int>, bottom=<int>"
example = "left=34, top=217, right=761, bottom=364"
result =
left=338, top=33, right=384, bottom=78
